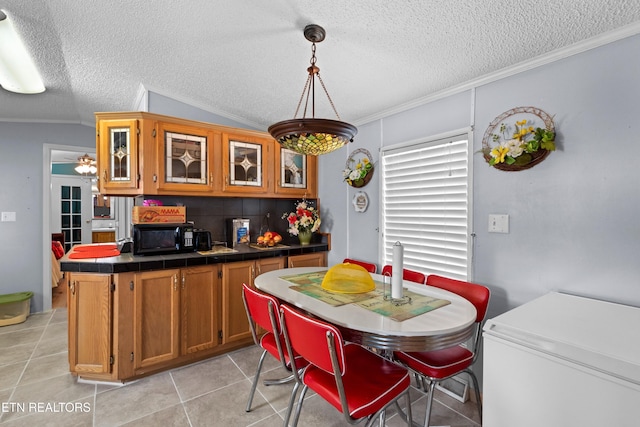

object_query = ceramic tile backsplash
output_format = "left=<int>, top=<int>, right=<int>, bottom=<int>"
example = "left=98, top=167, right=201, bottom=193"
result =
left=144, top=196, right=310, bottom=244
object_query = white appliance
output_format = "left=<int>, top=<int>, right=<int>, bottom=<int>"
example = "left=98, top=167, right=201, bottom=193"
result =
left=482, top=292, right=640, bottom=427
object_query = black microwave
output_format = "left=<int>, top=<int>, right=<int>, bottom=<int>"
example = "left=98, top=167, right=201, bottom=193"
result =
left=132, top=223, right=195, bottom=255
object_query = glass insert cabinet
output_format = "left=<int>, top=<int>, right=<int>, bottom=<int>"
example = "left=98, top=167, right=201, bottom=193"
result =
left=98, top=118, right=139, bottom=193
left=222, top=133, right=270, bottom=194
left=274, top=146, right=316, bottom=197
left=229, top=140, right=262, bottom=187
left=155, top=121, right=218, bottom=193
left=165, top=132, right=207, bottom=184
left=96, top=112, right=316, bottom=198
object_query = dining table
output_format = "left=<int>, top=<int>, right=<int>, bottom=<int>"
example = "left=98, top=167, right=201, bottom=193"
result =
left=254, top=266, right=477, bottom=352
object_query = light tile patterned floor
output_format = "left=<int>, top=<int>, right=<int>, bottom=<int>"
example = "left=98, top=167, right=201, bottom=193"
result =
left=0, top=309, right=481, bottom=426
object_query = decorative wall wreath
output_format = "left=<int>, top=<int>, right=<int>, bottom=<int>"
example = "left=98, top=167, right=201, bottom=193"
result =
left=343, top=148, right=375, bottom=187
left=481, top=106, right=556, bottom=172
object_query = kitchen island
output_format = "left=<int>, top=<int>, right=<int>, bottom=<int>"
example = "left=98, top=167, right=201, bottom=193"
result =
left=60, top=238, right=329, bottom=382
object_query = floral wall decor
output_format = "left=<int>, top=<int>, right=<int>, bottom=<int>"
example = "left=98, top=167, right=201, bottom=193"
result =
left=343, top=148, right=375, bottom=187
left=482, top=106, right=556, bottom=171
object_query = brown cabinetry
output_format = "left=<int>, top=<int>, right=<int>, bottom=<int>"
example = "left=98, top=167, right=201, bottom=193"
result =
left=133, top=269, right=181, bottom=371
left=221, top=132, right=272, bottom=195
left=154, top=121, right=221, bottom=194
left=97, top=116, right=146, bottom=195
left=66, top=251, right=324, bottom=382
left=92, top=231, right=115, bottom=243
left=287, top=252, right=327, bottom=268
left=181, top=265, right=220, bottom=354
left=96, top=112, right=317, bottom=198
left=274, top=146, right=318, bottom=198
left=68, top=273, right=112, bottom=376
left=132, top=265, right=221, bottom=373
left=220, top=258, right=285, bottom=344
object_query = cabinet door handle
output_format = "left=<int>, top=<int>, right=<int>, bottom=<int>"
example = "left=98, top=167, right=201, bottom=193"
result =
left=210, top=173, right=213, bottom=187
left=182, top=274, right=186, bottom=290
left=70, top=281, right=76, bottom=295
left=103, top=170, right=108, bottom=183
left=173, top=274, right=178, bottom=291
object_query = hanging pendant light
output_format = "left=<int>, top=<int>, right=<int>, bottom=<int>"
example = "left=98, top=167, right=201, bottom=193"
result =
left=268, top=24, right=357, bottom=156
left=75, top=153, right=97, bottom=175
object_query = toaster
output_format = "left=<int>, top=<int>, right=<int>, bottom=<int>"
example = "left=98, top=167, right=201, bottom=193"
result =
left=194, top=230, right=212, bottom=251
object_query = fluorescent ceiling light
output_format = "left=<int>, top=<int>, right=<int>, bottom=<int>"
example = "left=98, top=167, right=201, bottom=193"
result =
left=0, top=10, right=45, bottom=94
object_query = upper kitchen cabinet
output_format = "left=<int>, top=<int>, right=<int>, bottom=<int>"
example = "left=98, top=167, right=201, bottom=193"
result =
left=154, top=121, right=221, bottom=195
left=96, top=112, right=317, bottom=198
left=221, top=132, right=272, bottom=195
left=96, top=114, right=142, bottom=195
left=274, top=146, right=317, bottom=198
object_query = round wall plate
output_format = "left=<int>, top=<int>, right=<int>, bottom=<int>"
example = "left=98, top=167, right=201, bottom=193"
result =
left=352, top=191, right=369, bottom=212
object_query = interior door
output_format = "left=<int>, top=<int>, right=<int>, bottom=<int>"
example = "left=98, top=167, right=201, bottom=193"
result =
left=51, top=176, right=92, bottom=250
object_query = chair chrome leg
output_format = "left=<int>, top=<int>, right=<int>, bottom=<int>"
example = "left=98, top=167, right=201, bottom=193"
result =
left=405, top=390, right=413, bottom=427
left=290, top=384, right=309, bottom=427
left=423, top=381, right=437, bottom=427
left=465, top=369, right=483, bottom=424
left=283, top=381, right=300, bottom=427
left=263, top=373, right=295, bottom=386
left=414, top=372, right=422, bottom=389
left=246, top=349, right=268, bottom=412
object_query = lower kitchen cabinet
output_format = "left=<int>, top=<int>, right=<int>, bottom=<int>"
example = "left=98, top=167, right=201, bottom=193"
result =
left=287, top=252, right=327, bottom=268
left=92, top=231, right=116, bottom=243
left=221, top=258, right=285, bottom=345
left=133, top=269, right=181, bottom=371
left=133, top=265, right=222, bottom=373
left=181, top=265, right=220, bottom=354
left=67, top=273, right=113, bottom=376
left=66, top=252, right=323, bottom=382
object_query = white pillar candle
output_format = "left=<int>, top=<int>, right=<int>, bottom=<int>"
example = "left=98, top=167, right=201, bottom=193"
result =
left=392, top=241, right=403, bottom=299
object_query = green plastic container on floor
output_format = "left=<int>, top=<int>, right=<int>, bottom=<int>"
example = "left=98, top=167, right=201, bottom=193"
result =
left=0, top=291, right=33, bottom=326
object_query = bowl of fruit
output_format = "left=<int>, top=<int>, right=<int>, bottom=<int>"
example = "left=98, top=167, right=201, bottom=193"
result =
left=255, top=231, right=283, bottom=247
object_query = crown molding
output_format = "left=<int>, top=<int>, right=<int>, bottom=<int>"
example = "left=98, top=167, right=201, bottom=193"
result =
left=355, top=21, right=640, bottom=126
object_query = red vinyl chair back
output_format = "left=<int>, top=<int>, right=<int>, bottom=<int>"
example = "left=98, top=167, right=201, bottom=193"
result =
left=343, top=258, right=377, bottom=273
left=426, top=275, right=490, bottom=323
left=394, top=275, right=490, bottom=426
left=242, top=283, right=281, bottom=344
left=381, top=265, right=426, bottom=284
left=242, top=284, right=299, bottom=417
left=280, top=304, right=344, bottom=375
left=280, top=304, right=413, bottom=426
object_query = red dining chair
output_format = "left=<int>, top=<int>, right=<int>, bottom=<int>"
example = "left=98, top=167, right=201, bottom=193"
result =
left=280, top=304, right=413, bottom=427
left=393, top=275, right=490, bottom=427
left=241, top=284, right=307, bottom=423
left=381, top=265, right=426, bottom=284
left=343, top=258, right=377, bottom=273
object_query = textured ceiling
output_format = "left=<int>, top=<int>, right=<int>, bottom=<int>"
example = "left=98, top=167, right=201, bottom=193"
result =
left=2, top=0, right=640, bottom=129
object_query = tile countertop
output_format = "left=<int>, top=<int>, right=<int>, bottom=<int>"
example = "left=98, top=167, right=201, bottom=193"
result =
left=59, top=241, right=329, bottom=274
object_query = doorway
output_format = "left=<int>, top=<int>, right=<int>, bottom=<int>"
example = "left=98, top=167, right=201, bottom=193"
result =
left=51, top=175, right=93, bottom=250
left=43, top=144, right=96, bottom=312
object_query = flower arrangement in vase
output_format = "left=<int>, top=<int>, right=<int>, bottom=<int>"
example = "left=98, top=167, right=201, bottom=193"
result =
left=282, top=199, right=321, bottom=244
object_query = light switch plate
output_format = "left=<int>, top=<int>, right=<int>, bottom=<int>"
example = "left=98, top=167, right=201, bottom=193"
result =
left=488, top=214, right=509, bottom=233
left=1, top=212, right=16, bottom=222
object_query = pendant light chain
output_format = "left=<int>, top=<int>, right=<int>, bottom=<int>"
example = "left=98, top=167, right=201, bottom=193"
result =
left=292, top=41, right=342, bottom=121
left=267, top=24, right=357, bottom=156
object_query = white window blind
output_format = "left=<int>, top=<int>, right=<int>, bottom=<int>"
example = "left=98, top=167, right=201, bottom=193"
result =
left=381, top=134, right=470, bottom=281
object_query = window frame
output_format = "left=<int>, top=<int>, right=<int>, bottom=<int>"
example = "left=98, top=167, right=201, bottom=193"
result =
left=378, top=127, right=474, bottom=281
